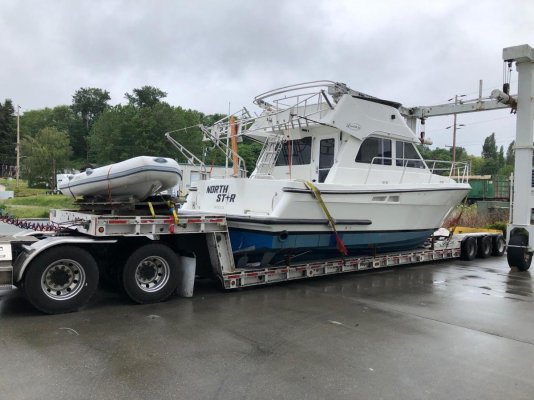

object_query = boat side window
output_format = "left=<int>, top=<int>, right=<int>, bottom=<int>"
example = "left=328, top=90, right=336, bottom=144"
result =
left=275, top=137, right=312, bottom=166
left=355, top=137, right=392, bottom=165
left=318, top=138, right=335, bottom=183
left=396, top=142, right=424, bottom=168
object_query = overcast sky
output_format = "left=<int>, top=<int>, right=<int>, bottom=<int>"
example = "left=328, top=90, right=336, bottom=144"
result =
left=1, top=0, right=532, bottom=155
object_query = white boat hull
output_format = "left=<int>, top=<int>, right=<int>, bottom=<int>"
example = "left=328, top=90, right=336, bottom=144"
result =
left=181, top=178, right=470, bottom=262
left=59, top=156, right=182, bottom=201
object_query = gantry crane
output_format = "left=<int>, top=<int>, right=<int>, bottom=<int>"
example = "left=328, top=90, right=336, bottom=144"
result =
left=400, top=44, right=534, bottom=270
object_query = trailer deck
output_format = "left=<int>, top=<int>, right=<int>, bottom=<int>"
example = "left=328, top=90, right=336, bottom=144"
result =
left=0, top=208, right=505, bottom=314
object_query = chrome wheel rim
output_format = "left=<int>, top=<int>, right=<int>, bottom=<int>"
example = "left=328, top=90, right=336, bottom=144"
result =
left=134, top=256, right=170, bottom=292
left=41, top=259, right=86, bottom=300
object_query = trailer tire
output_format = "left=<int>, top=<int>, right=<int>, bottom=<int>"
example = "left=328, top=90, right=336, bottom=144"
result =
left=507, top=234, right=532, bottom=271
left=23, top=246, right=99, bottom=314
left=477, top=236, right=492, bottom=258
left=122, top=243, right=179, bottom=304
left=461, top=237, right=477, bottom=261
left=492, top=235, right=506, bottom=256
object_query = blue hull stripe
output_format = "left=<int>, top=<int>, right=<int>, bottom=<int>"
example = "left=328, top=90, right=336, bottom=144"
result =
left=229, top=228, right=435, bottom=256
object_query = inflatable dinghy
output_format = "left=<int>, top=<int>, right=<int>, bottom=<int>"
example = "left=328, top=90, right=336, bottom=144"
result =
left=59, top=156, right=182, bottom=201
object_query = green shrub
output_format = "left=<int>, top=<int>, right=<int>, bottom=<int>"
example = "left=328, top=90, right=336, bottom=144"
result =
left=485, top=221, right=507, bottom=236
left=444, top=203, right=509, bottom=230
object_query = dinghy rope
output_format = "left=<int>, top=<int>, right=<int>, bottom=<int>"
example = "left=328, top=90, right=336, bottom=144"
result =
left=106, top=165, right=114, bottom=203
left=303, top=181, right=348, bottom=257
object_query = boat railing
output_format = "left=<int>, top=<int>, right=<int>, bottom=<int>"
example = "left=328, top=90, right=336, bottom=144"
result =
left=253, top=80, right=380, bottom=108
left=198, top=81, right=383, bottom=142
left=193, top=84, right=338, bottom=178
left=165, top=128, right=247, bottom=179
left=203, top=89, right=334, bottom=139
left=200, top=108, right=255, bottom=143
left=251, top=81, right=341, bottom=133
left=364, top=157, right=470, bottom=184
left=424, top=159, right=470, bottom=183
left=165, top=129, right=210, bottom=180
left=198, top=122, right=248, bottom=177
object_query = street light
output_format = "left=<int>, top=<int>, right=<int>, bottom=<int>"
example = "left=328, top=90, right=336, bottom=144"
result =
left=446, top=124, right=466, bottom=129
left=446, top=95, right=466, bottom=165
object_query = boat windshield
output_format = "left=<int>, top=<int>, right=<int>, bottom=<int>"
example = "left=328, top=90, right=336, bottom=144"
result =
left=356, top=137, right=425, bottom=168
left=396, top=142, right=424, bottom=168
left=356, top=137, right=392, bottom=165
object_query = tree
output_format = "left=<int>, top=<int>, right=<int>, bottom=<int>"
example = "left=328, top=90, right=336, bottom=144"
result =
left=468, top=155, right=484, bottom=175
left=71, top=88, right=111, bottom=129
left=417, top=145, right=451, bottom=161
left=0, top=99, right=16, bottom=167
left=481, top=132, right=498, bottom=159
left=480, top=132, right=500, bottom=175
left=498, top=145, right=505, bottom=169
left=237, top=139, right=263, bottom=175
left=125, top=86, right=167, bottom=108
left=88, top=103, right=205, bottom=165
left=20, top=106, right=88, bottom=161
left=506, top=140, right=515, bottom=166
left=454, top=146, right=469, bottom=162
left=21, top=127, right=72, bottom=188
left=71, top=88, right=111, bottom=160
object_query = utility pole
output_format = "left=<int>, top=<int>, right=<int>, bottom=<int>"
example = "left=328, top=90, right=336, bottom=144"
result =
left=452, top=96, right=458, bottom=165
left=16, top=105, right=20, bottom=188
left=447, top=95, right=466, bottom=165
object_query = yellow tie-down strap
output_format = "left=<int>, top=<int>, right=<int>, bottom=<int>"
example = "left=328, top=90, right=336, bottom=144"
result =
left=304, top=181, right=348, bottom=256
left=148, top=202, right=156, bottom=217
left=148, top=201, right=179, bottom=224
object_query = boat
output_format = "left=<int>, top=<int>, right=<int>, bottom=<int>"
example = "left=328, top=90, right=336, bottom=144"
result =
left=177, top=81, right=471, bottom=265
left=59, top=156, right=182, bottom=201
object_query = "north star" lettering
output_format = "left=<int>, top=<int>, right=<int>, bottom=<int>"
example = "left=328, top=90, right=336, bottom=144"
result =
left=216, top=194, right=236, bottom=203
left=206, top=185, right=229, bottom=194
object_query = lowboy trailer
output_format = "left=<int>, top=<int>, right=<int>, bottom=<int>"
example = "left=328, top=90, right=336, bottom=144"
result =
left=0, top=209, right=505, bottom=314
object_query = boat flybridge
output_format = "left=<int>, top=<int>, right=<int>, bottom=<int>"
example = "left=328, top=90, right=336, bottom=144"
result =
left=174, top=81, right=471, bottom=266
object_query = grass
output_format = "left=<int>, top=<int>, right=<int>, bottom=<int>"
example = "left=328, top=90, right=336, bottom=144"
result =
left=443, top=203, right=508, bottom=234
left=0, top=178, right=77, bottom=218
left=0, top=178, right=48, bottom=197
left=1, top=195, right=76, bottom=218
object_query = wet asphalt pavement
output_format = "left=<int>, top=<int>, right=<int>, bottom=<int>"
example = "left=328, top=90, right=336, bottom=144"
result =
left=1, top=255, right=534, bottom=400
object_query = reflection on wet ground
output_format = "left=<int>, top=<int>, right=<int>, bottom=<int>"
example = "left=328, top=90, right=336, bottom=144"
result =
left=1, top=256, right=534, bottom=400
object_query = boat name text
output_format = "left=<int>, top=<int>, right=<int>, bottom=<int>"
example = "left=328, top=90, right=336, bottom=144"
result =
left=346, top=122, right=361, bottom=131
left=207, top=185, right=229, bottom=194
left=206, top=185, right=236, bottom=203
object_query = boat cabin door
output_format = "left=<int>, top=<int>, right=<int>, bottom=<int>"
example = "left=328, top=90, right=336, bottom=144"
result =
left=315, top=137, right=336, bottom=183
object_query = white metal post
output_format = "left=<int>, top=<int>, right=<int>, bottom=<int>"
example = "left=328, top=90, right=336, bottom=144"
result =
left=504, top=45, right=534, bottom=245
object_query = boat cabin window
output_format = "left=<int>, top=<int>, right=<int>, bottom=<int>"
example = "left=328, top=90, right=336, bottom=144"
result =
left=396, top=142, right=424, bottom=168
left=275, top=137, right=312, bottom=166
left=318, top=138, right=335, bottom=182
left=355, top=137, right=392, bottom=165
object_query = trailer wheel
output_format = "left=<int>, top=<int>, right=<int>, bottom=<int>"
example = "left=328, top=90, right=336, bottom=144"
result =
left=23, top=246, right=99, bottom=314
left=507, top=234, right=532, bottom=271
left=477, top=236, right=492, bottom=258
left=461, top=237, right=477, bottom=261
left=122, top=243, right=179, bottom=304
left=492, top=235, right=506, bottom=256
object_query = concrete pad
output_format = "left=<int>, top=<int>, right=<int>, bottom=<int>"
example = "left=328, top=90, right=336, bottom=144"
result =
left=0, top=256, right=533, bottom=399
